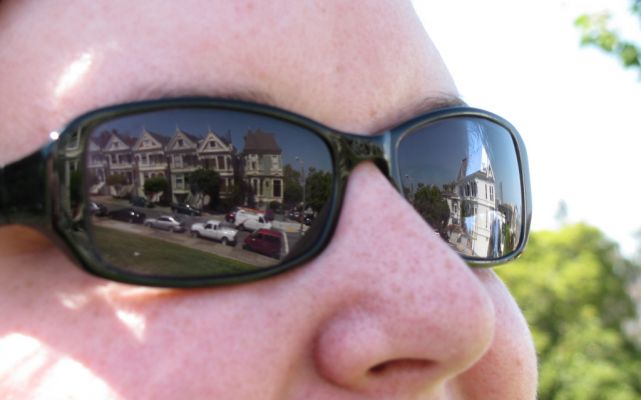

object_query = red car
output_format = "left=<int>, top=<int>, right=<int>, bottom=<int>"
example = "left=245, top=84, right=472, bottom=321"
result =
left=243, top=229, right=283, bottom=259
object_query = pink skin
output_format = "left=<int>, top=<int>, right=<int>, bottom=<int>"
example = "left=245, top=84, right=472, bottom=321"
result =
left=0, top=1, right=537, bottom=399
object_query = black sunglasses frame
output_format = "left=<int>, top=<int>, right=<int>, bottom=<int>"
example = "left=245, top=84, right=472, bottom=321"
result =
left=0, top=98, right=532, bottom=288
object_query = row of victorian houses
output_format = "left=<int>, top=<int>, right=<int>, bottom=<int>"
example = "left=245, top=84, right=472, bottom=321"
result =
left=86, top=127, right=285, bottom=206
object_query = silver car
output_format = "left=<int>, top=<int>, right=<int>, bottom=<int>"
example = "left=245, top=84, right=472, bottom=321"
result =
left=143, top=215, right=185, bottom=233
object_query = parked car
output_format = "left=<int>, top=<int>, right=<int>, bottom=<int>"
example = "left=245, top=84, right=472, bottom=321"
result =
left=225, top=209, right=236, bottom=223
left=287, top=209, right=301, bottom=221
left=190, top=220, right=238, bottom=246
left=107, top=208, right=146, bottom=224
left=243, top=229, right=283, bottom=259
left=130, top=196, right=155, bottom=208
left=143, top=215, right=185, bottom=232
left=264, top=209, right=275, bottom=221
left=171, top=202, right=202, bottom=216
left=235, top=211, right=272, bottom=231
left=225, top=207, right=264, bottom=223
left=303, top=214, right=314, bottom=226
left=88, top=201, right=107, bottom=217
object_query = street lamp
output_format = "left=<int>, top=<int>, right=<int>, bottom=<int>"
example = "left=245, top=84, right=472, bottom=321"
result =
left=295, top=156, right=305, bottom=233
left=404, top=174, right=414, bottom=201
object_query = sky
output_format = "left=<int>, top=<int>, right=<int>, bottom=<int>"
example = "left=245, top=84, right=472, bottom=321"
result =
left=413, top=0, right=641, bottom=255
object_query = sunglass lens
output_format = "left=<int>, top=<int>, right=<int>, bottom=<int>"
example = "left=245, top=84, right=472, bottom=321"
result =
left=84, top=108, right=334, bottom=279
left=397, top=117, right=523, bottom=260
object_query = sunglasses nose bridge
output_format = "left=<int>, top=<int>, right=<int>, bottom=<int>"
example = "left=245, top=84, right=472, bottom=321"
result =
left=336, top=133, right=391, bottom=179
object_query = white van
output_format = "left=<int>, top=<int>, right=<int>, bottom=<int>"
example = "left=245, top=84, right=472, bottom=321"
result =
left=235, top=211, right=272, bottom=231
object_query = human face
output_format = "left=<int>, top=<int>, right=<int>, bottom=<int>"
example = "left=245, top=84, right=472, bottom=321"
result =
left=0, top=0, right=537, bottom=398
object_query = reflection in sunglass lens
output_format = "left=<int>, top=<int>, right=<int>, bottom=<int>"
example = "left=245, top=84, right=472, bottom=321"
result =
left=85, top=108, right=334, bottom=279
left=397, top=117, right=523, bottom=260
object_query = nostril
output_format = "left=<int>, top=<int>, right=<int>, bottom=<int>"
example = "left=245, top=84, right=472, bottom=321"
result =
left=369, top=358, right=434, bottom=376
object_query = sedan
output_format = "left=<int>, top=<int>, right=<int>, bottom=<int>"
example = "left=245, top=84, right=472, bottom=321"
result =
left=171, top=202, right=202, bottom=216
left=107, top=208, right=146, bottom=224
left=143, top=215, right=185, bottom=232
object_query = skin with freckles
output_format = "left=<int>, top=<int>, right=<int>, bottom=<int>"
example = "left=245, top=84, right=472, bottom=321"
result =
left=0, top=0, right=537, bottom=398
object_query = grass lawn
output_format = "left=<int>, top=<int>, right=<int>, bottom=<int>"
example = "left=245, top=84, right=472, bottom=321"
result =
left=92, top=226, right=256, bottom=277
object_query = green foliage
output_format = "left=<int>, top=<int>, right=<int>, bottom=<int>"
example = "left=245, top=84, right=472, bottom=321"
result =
left=283, top=164, right=303, bottom=207
left=498, top=223, right=641, bottom=399
left=575, top=5, right=641, bottom=72
left=305, top=168, right=332, bottom=212
left=412, top=184, right=450, bottom=232
left=106, top=173, right=127, bottom=187
left=189, top=168, right=221, bottom=209
left=143, top=176, right=168, bottom=195
left=69, top=170, right=82, bottom=208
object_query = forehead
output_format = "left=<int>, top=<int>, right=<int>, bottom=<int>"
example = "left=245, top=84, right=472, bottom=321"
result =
left=0, top=0, right=457, bottom=162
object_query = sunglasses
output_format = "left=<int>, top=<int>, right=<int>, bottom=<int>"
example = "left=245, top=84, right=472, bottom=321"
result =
left=1, top=98, right=531, bottom=288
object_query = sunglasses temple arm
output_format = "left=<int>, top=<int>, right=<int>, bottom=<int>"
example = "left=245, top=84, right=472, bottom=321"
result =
left=0, top=149, right=51, bottom=228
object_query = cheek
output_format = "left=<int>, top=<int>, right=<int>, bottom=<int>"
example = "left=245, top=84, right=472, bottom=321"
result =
left=456, top=271, right=538, bottom=399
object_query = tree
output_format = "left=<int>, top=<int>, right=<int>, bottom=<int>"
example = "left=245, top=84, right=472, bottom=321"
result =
left=411, top=184, right=450, bottom=234
left=143, top=176, right=168, bottom=198
left=106, top=173, right=127, bottom=188
left=498, top=223, right=641, bottom=399
left=283, top=164, right=303, bottom=207
left=189, top=168, right=221, bottom=209
left=304, top=168, right=332, bottom=213
left=576, top=2, right=641, bottom=73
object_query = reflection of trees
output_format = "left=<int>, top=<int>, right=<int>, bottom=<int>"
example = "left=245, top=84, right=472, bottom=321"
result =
left=189, top=168, right=221, bottom=209
left=283, top=164, right=303, bottom=207
left=305, top=168, right=332, bottom=213
left=413, top=184, right=450, bottom=234
left=144, top=176, right=169, bottom=199
left=106, top=173, right=127, bottom=190
left=69, top=170, right=82, bottom=209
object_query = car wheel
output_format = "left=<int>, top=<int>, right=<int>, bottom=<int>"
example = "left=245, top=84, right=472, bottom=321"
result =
left=221, top=237, right=229, bottom=246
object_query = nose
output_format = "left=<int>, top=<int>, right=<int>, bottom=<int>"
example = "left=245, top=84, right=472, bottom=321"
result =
left=310, top=162, right=495, bottom=396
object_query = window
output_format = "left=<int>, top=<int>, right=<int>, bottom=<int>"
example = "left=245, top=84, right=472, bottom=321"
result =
left=209, top=141, right=216, bottom=148
left=177, top=139, right=184, bottom=147
left=175, top=175, right=184, bottom=189
left=217, top=156, right=225, bottom=170
left=273, top=180, right=282, bottom=197
left=465, top=184, right=470, bottom=197
left=490, top=186, right=494, bottom=201
left=471, top=182, right=477, bottom=197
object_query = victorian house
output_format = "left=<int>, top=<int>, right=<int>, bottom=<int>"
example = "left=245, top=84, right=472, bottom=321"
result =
left=87, top=137, right=107, bottom=194
left=132, top=128, right=170, bottom=198
left=447, top=145, right=499, bottom=258
left=165, top=127, right=201, bottom=203
left=242, top=129, right=284, bottom=206
left=102, top=131, right=136, bottom=197
left=197, top=128, right=235, bottom=194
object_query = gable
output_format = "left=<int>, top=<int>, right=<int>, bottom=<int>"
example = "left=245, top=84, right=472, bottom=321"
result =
left=199, top=131, right=232, bottom=153
left=133, top=130, right=166, bottom=151
left=167, top=130, right=199, bottom=151
left=104, top=134, right=131, bottom=152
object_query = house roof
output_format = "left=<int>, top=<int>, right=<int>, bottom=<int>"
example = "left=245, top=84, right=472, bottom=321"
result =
left=175, top=127, right=201, bottom=144
left=243, top=129, right=281, bottom=154
left=143, top=128, right=171, bottom=146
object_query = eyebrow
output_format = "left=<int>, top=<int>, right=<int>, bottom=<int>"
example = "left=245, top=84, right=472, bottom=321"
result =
left=133, top=85, right=467, bottom=133
left=409, top=93, right=468, bottom=116
left=138, top=86, right=279, bottom=108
